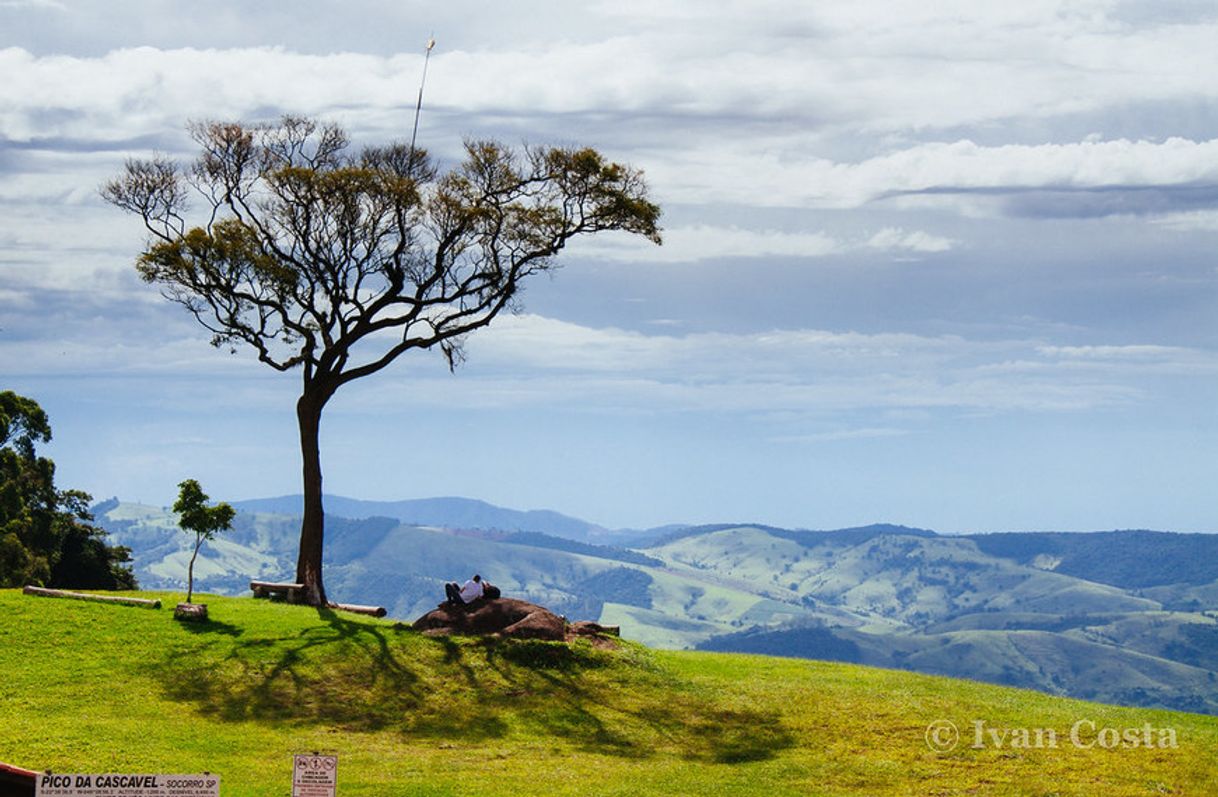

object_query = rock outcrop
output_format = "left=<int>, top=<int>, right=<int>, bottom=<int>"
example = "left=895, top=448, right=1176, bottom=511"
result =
left=412, top=599, right=622, bottom=644
left=413, top=598, right=566, bottom=641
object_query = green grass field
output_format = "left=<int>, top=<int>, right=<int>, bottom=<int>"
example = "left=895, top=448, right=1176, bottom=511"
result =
left=2, top=588, right=1216, bottom=796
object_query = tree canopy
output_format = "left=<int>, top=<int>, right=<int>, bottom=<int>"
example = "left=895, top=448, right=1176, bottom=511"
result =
left=0, top=391, right=136, bottom=590
left=173, top=478, right=235, bottom=604
left=104, top=116, right=661, bottom=605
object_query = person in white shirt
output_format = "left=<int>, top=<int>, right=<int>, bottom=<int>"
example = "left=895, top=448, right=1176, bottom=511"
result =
left=445, top=574, right=483, bottom=606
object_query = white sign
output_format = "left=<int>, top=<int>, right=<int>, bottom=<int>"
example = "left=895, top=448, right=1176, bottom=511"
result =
left=292, top=754, right=337, bottom=797
left=35, top=773, right=219, bottom=797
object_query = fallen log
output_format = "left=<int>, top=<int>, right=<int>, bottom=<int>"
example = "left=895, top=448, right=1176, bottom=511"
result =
left=332, top=602, right=387, bottom=618
left=23, top=585, right=161, bottom=609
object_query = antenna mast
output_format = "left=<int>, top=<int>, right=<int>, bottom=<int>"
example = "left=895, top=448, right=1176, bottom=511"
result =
left=409, top=35, right=436, bottom=163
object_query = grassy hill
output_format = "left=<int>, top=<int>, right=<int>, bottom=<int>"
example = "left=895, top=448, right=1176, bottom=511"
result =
left=93, top=503, right=1218, bottom=716
left=649, top=525, right=1218, bottom=713
left=3, top=589, right=1218, bottom=796
left=95, top=504, right=814, bottom=648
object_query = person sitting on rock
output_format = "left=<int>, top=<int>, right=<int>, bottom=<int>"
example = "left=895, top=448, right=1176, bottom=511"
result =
left=445, top=574, right=484, bottom=606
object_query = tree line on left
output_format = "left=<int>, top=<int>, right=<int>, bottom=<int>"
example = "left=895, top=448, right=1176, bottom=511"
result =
left=0, top=390, right=136, bottom=590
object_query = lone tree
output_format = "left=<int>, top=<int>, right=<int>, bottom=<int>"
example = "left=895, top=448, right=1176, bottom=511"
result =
left=172, top=478, right=235, bottom=605
left=103, top=116, right=661, bottom=606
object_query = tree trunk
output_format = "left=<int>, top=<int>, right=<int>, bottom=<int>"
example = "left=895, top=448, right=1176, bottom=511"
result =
left=295, top=391, right=329, bottom=606
left=186, top=536, right=201, bottom=604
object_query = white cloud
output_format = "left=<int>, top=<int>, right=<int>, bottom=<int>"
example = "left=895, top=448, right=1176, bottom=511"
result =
left=1031, top=344, right=1218, bottom=376
left=358, top=313, right=1215, bottom=416
left=571, top=224, right=957, bottom=263
left=1, top=20, right=1215, bottom=146
left=0, top=0, right=63, bottom=8
left=571, top=225, right=841, bottom=263
left=867, top=227, right=956, bottom=253
left=650, top=137, right=1218, bottom=210
left=0, top=333, right=267, bottom=379
left=12, top=308, right=1204, bottom=420
left=2, top=35, right=1217, bottom=223
left=770, top=427, right=913, bottom=444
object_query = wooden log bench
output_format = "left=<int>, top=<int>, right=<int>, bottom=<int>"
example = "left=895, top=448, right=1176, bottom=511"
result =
left=23, top=585, right=161, bottom=609
left=332, top=602, right=387, bottom=618
left=249, top=580, right=305, bottom=602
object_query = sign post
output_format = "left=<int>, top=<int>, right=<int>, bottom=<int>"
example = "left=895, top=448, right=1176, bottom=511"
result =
left=34, top=773, right=219, bottom=796
left=292, top=754, right=337, bottom=797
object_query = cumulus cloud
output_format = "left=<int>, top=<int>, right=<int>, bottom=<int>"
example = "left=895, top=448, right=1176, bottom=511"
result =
left=2, top=4, right=1215, bottom=421
left=649, top=136, right=1218, bottom=211
left=2, top=0, right=1216, bottom=183
left=0, top=47, right=432, bottom=144
left=3, top=29, right=1218, bottom=223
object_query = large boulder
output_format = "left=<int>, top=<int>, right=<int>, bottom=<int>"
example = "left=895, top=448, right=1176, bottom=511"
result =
left=413, top=598, right=566, bottom=641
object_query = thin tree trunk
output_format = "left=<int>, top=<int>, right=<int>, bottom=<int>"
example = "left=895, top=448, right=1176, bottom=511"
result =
left=295, top=391, right=329, bottom=606
left=187, top=536, right=202, bottom=604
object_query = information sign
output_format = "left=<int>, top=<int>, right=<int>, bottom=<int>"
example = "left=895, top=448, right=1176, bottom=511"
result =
left=292, top=754, right=337, bottom=797
left=34, top=773, right=220, bottom=797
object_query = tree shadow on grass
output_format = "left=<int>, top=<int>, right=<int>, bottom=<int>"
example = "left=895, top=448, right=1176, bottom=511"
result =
left=159, top=608, right=424, bottom=731
left=175, top=618, right=244, bottom=637
left=469, top=637, right=794, bottom=763
left=157, top=614, right=792, bottom=763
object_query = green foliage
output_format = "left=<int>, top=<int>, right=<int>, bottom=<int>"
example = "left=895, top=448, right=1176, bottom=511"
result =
left=173, top=479, right=235, bottom=603
left=173, top=479, right=236, bottom=541
left=0, top=391, right=135, bottom=590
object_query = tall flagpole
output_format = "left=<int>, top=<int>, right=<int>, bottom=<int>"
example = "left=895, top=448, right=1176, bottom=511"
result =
left=409, top=35, right=436, bottom=165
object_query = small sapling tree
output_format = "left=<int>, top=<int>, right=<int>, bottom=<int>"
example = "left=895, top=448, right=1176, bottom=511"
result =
left=172, top=478, right=235, bottom=605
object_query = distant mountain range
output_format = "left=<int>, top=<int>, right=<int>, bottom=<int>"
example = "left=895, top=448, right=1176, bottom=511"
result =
left=226, top=494, right=650, bottom=545
left=93, top=495, right=1218, bottom=715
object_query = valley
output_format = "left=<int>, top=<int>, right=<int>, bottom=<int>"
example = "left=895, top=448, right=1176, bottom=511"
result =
left=94, top=495, right=1218, bottom=715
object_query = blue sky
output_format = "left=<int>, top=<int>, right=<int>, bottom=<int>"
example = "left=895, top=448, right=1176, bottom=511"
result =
left=2, top=0, right=1216, bottom=532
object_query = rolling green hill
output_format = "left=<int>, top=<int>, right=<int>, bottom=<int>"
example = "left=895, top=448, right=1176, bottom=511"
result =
left=95, top=504, right=824, bottom=648
left=660, top=526, right=1218, bottom=714
left=94, top=502, right=1218, bottom=717
left=4, top=588, right=1218, bottom=796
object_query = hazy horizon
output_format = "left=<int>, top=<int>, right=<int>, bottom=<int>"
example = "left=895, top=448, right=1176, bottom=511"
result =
left=97, top=491, right=1215, bottom=537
